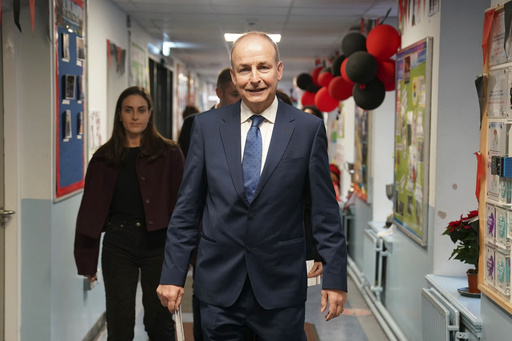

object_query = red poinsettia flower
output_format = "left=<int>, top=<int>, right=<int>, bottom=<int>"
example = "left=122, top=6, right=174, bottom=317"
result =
left=442, top=209, right=479, bottom=271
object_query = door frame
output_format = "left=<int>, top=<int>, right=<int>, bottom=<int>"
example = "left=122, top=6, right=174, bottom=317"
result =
left=1, top=10, right=22, bottom=341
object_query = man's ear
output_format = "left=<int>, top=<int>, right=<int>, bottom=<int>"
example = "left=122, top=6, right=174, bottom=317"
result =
left=277, top=61, right=284, bottom=81
left=215, top=87, right=222, bottom=99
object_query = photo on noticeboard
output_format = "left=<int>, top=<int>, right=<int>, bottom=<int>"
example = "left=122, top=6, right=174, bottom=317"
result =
left=62, top=32, right=70, bottom=61
left=64, top=74, right=76, bottom=100
left=63, top=110, right=72, bottom=141
left=76, top=36, right=85, bottom=60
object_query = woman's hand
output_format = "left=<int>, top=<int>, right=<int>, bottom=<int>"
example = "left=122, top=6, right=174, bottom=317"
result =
left=85, top=274, right=97, bottom=283
left=307, top=261, right=323, bottom=278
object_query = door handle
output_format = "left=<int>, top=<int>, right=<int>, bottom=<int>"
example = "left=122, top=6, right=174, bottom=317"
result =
left=0, top=209, right=15, bottom=227
left=0, top=209, right=15, bottom=217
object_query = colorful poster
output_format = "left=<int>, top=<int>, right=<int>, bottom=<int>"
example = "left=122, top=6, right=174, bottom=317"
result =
left=354, top=107, right=370, bottom=202
left=393, top=38, right=433, bottom=246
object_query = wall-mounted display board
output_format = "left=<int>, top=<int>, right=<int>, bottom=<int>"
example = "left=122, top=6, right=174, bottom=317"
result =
left=54, top=0, right=86, bottom=200
left=480, top=3, right=512, bottom=315
left=393, top=37, right=433, bottom=247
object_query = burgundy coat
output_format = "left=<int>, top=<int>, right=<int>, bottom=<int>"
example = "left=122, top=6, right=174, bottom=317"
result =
left=74, top=142, right=184, bottom=276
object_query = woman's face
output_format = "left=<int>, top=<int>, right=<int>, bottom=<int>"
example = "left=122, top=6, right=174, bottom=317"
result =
left=120, top=94, right=152, bottom=142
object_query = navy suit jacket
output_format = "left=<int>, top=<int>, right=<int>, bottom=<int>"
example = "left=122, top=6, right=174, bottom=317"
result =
left=160, top=99, right=347, bottom=310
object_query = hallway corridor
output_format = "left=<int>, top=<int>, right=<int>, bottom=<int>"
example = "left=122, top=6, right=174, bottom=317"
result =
left=93, top=272, right=388, bottom=341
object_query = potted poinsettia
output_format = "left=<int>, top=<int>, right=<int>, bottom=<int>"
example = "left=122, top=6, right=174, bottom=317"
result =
left=442, top=209, right=480, bottom=293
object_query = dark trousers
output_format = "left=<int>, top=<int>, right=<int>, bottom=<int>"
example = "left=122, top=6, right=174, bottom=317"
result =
left=200, top=278, right=306, bottom=341
left=193, top=269, right=256, bottom=341
left=101, top=219, right=175, bottom=341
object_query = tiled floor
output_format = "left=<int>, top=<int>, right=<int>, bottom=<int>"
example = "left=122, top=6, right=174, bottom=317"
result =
left=95, top=273, right=388, bottom=341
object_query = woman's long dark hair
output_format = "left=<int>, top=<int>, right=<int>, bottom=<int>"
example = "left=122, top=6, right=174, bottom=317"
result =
left=99, top=86, right=174, bottom=166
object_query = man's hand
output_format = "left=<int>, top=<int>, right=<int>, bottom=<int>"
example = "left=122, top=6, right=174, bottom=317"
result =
left=307, top=262, right=323, bottom=278
left=320, top=289, right=347, bottom=321
left=156, top=284, right=184, bottom=314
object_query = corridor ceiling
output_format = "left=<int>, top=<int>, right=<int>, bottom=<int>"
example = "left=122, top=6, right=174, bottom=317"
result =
left=110, top=0, right=398, bottom=85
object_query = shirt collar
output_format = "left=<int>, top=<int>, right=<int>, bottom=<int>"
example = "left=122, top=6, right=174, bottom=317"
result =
left=240, top=97, right=278, bottom=124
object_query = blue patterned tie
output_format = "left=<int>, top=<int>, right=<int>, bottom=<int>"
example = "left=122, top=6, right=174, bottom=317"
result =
left=243, top=115, right=265, bottom=202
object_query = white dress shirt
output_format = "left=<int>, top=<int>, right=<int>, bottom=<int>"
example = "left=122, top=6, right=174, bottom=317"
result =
left=240, top=97, right=277, bottom=174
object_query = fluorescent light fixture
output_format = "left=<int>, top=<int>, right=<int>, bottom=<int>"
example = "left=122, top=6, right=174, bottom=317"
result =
left=162, top=42, right=172, bottom=56
left=224, top=33, right=281, bottom=43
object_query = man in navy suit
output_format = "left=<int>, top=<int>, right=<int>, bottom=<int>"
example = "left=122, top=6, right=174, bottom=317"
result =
left=158, top=31, right=347, bottom=340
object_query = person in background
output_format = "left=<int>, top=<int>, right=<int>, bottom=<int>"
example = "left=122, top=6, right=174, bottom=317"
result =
left=303, top=104, right=324, bottom=120
left=74, top=86, right=184, bottom=341
left=330, top=163, right=341, bottom=201
left=157, top=31, right=347, bottom=340
left=182, top=105, right=200, bottom=120
left=178, top=68, right=240, bottom=158
left=212, top=67, right=241, bottom=109
left=276, top=88, right=293, bottom=106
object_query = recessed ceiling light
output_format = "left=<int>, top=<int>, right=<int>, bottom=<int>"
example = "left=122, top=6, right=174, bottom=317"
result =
left=224, top=33, right=281, bottom=43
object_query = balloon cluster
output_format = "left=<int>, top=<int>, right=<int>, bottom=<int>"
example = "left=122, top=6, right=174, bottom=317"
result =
left=296, top=24, right=400, bottom=111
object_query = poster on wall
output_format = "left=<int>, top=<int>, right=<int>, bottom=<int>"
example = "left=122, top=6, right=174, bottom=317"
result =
left=393, top=37, right=433, bottom=246
left=130, top=39, right=149, bottom=88
left=354, top=107, right=370, bottom=202
left=54, top=0, right=86, bottom=200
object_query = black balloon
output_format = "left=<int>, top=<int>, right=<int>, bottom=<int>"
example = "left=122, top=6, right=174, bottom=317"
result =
left=345, top=51, right=378, bottom=84
left=331, top=55, right=345, bottom=77
left=296, top=73, right=313, bottom=90
left=321, top=66, right=332, bottom=74
left=307, top=83, right=321, bottom=93
left=341, top=32, right=367, bottom=57
left=353, top=78, right=386, bottom=110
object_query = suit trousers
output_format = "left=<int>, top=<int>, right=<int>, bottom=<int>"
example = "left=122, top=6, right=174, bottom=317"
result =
left=101, top=218, right=175, bottom=341
left=200, top=277, right=306, bottom=341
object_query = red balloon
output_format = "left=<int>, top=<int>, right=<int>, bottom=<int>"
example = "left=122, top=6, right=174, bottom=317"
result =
left=301, top=91, right=316, bottom=106
left=340, top=59, right=354, bottom=85
left=318, top=72, right=334, bottom=87
left=311, top=66, right=323, bottom=86
left=367, top=24, right=401, bottom=61
left=328, top=76, right=353, bottom=101
left=377, top=59, right=396, bottom=83
left=384, top=81, right=395, bottom=91
left=314, top=87, right=339, bottom=112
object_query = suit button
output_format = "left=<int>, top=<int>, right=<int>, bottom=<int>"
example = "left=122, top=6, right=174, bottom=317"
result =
left=140, top=176, right=146, bottom=181
left=248, top=212, right=254, bottom=219
left=245, top=246, right=251, bottom=253
left=145, top=199, right=150, bottom=204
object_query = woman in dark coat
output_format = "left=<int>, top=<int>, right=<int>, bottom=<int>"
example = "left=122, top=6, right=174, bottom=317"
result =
left=74, top=86, right=184, bottom=340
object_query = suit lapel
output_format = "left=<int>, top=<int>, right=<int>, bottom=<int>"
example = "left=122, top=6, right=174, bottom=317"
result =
left=219, top=105, right=248, bottom=204
left=253, top=102, right=295, bottom=201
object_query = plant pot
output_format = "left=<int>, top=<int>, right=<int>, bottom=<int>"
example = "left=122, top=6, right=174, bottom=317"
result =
left=467, top=270, right=480, bottom=294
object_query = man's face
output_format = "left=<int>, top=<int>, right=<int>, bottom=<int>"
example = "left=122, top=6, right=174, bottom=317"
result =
left=216, top=81, right=240, bottom=107
left=230, top=35, right=283, bottom=114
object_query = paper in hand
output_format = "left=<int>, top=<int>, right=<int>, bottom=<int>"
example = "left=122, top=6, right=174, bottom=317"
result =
left=175, top=305, right=185, bottom=341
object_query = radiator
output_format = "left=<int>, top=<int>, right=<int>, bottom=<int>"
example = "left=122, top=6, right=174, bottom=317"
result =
left=363, top=228, right=385, bottom=301
left=363, top=229, right=379, bottom=287
left=421, top=288, right=460, bottom=341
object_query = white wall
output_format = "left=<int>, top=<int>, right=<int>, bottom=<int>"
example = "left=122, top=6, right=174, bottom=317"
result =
left=370, top=92, right=394, bottom=221
left=87, top=0, right=129, bottom=148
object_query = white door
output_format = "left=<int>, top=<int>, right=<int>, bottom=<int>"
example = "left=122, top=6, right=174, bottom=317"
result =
left=0, top=14, right=5, bottom=337
left=0, top=14, right=4, bottom=337
left=0, top=8, right=17, bottom=338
